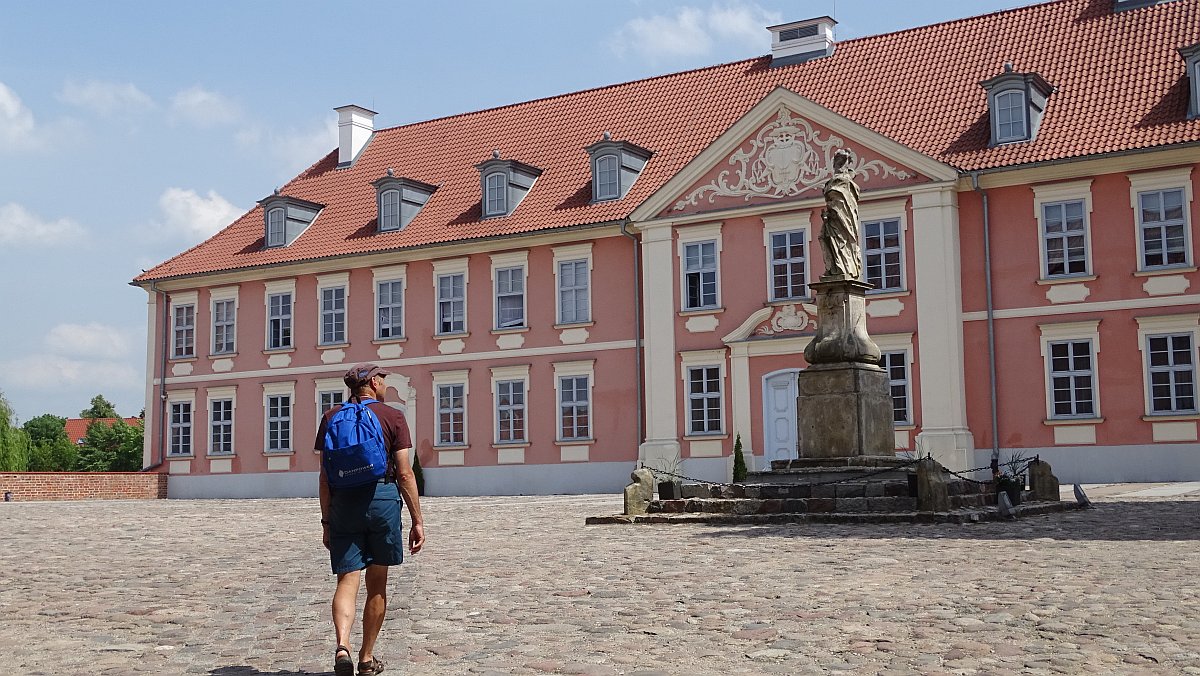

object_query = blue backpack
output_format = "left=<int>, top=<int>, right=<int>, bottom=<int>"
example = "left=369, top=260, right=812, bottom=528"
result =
left=322, top=399, right=389, bottom=489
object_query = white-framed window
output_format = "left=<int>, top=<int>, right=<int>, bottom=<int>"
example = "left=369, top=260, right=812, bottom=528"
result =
left=314, top=377, right=347, bottom=421
left=1033, top=180, right=1093, bottom=280
left=769, top=229, right=807, bottom=300
left=1129, top=168, right=1194, bottom=271
left=553, top=360, right=595, bottom=442
left=320, top=287, right=346, bottom=345
left=683, top=241, right=718, bottom=310
left=266, top=207, right=286, bottom=247
left=263, top=383, right=293, bottom=454
left=172, top=299, right=196, bottom=359
left=433, top=258, right=469, bottom=336
left=484, top=172, right=507, bottom=217
left=495, top=380, right=526, bottom=443
left=881, top=351, right=911, bottom=425
left=680, top=350, right=725, bottom=436
left=207, top=386, right=236, bottom=456
left=553, top=243, right=593, bottom=325
left=432, top=370, right=469, bottom=447
left=372, top=265, right=406, bottom=341
left=594, top=154, right=620, bottom=201
left=264, top=279, right=295, bottom=350
left=994, top=89, right=1026, bottom=142
left=495, top=266, right=525, bottom=329
left=166, top=389, right=196, bottom=457
left=1135, top=315, right=1198, bottom=416
left=1039, top=321, right=1101, bottom=421
left=862, top=218, right=903, bottom=292
left=379, top=189, right=400, bottom=231
left=210, top=286, right=238, bottom=355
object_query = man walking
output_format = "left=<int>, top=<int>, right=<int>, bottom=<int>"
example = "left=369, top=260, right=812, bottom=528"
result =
left=317, top=363, right=425, bottom=676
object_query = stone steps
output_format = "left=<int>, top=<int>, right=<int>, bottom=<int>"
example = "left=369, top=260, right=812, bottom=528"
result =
left=648, top=491, right=996, bottom=516
left=588, top=499, right=1081, bottom=525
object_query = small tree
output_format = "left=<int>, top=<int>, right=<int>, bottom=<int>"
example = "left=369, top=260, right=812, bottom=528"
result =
left=77, top=418, right=144, bottom=472
left=80, top=394, right=120, bottom=419
left=732, top=432, right=748, bottom=483
left=0, top=391, right=31, bottom=472
left=24, top=414, right=77, bottom=471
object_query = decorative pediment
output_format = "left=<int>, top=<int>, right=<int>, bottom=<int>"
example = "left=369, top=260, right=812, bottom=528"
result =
left=754, top=302, right=818, bottom=336
left=631, top=87, right=958, bottom=223
left=674, top=107, right=912, bottom=212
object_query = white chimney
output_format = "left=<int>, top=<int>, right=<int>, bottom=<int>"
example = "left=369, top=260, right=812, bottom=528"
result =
left=334, top=104, right=377, bottom=167
left=768, top=17, right=837, bottom=66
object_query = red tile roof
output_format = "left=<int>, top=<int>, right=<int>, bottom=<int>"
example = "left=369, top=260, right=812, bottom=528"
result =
left=136, top=0, right=1200, bottom=283
left=65, top=417, right=142, bottom=445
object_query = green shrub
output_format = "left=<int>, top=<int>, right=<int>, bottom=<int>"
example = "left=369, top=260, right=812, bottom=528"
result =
left=732, top=433, right=748, bottom=483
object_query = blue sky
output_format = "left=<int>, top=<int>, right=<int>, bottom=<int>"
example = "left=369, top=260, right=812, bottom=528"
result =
left=0, top=0, right=1027, bottom=421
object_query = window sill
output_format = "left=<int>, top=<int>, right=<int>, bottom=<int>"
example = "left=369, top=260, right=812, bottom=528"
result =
left=263, top=347, right=295, bottom=354
left=169, top=356, right=198, bottom=363
left=372, top=337, right=407, bottom=345
left=1037, top=275, right=1096, bottom=286
left=434, top=444, right=470, bottom=450
left=317, top=342, right=350, bottom=350
left=491, top=327, right=530, bottom=335
left=684, top=433, right=728, bottom=441
left=678, top=307, right=724, bottom=317
left=166, top=454, right=194, bottom=460
left=208, top=352, right=238, bottom=359
left=865, top=289, right=909, bottom=299
left=433, top=332, right=469, bottom=341
left=1043, top=417, right=1104, bottom=426
left=206, top=453, right=236, bottom=458
left=493, top=442, right=530, bottom=449
left=1142, top=413, right=1200, bottom=422
left=263, top=450, right=294, bottom=456
left=555, top=438, right=594, bottom=446
left=766, top=298, right=813, bottom=307
left=554, top=321, right=595, bottom=329
left=1135, top=266, right=1196, bottom=277
left=894, top=424, right=917, bottom=431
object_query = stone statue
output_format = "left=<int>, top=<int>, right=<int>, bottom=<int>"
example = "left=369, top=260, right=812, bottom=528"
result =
left=817, top=149, right=862, bottom=281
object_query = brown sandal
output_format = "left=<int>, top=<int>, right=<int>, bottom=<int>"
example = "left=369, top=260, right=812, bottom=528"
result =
left=358, top=656, right=385, bottom=675
left=333, top=645, right=354, bottom=676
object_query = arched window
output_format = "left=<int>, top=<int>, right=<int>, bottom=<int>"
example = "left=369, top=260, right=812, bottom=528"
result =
left=485, top=172, right=507, bottom=216
left=595, top=154, right=620, bottom=200
left=267, top=208, right=286, bottom=247
left=380, top=189, right=400, bottom=231
left=995, top=90, right=1026, bottom=142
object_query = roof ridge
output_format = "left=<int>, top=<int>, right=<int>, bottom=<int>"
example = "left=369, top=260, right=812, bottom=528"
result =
left=834, top=0, right=1070, bottom=46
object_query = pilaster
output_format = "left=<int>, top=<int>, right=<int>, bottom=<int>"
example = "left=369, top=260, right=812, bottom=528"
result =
left=638, top=225, right=681, bottom=467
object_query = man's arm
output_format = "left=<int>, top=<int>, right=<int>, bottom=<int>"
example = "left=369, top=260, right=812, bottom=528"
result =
left=318, top=461, right=332, bottom=549
left=394, top=447, right=425, bottom=553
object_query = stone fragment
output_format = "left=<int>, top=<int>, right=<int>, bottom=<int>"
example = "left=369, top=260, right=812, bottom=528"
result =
left=623, top=469, right=655, bottom=514
left=1029, top=458, right=1060, bottom=501
left=917, top=457, right=950, bottom=512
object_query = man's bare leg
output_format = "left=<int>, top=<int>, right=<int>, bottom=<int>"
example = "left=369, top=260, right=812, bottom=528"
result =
left=332, top=570, right=362, bottom=656
left=359, top=564, right=389, bottom=664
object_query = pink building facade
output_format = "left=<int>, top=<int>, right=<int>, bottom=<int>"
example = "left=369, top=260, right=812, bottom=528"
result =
left=135, top=1, right=1200, bottom=497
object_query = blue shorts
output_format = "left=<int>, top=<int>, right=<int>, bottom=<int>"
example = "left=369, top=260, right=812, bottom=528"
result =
left=328, top=481, right=404, bottom=574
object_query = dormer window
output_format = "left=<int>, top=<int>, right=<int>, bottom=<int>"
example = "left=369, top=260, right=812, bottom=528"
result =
left=585, top=133, right=652, bottom=203
left=475, top=152, right=542, bottom=219
left=257, top=193, right=323, bottom=248
left=980, top=65, right=1054, bottom=146
left=372, top=171, right=436, bottom=233
left=1182, top=43, right=1200, bottom=119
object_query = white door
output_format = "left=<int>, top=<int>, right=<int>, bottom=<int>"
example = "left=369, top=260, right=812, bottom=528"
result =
left=763, top=370, right=799, bottom=466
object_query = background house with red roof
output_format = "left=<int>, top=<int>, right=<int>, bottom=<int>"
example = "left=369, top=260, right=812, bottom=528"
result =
left=134, top=0, right=1200, bottom=498
left=65, top=418, right=142, bottom=446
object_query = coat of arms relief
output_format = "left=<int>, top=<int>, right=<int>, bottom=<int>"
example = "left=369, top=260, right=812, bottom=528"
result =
left=673, top=107, right=911, bottom=211
left=755, top=303, right=818, bottom=336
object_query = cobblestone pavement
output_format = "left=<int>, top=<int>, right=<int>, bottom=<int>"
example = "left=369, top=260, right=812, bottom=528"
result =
left=1, top=487, right=1198, bottom=675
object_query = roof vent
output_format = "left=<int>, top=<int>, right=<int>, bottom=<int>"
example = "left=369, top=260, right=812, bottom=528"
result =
left=768, top=17, right=836, bottom=67
left=334, top=104, right=377, bottom=168
left=1113, top=0, right=1181, bottom=12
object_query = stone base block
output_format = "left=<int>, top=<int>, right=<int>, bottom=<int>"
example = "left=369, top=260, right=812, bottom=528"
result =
left=797, top=362, right=894, bottom=457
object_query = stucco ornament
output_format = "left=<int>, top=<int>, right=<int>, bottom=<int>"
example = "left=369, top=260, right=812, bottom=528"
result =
left=755, top=303, right=818, bottom=336
left=673, top=107, right=910, bottom=210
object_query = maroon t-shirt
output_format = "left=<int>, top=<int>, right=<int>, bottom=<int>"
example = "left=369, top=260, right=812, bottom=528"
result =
left=315, top=400, right=412, bottom=481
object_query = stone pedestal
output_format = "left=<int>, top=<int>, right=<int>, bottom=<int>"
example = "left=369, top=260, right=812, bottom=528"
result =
left=797, top=362, right=894, bottom=457
left=803, top=277, right=881, bottom=365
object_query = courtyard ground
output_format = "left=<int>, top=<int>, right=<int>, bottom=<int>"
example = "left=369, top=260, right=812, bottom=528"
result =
left=1, top=484, right=1198, bottom=675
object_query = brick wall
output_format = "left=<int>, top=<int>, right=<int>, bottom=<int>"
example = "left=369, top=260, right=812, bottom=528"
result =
left=0, top=472, right=168, bottom=501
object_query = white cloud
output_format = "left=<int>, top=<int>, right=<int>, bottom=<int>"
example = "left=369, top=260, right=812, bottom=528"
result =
left=156, top=187, right=245, bottom=241
left=611, top=2, right=780, bottom=61
left=0, top=81, right=38, bottom=151
left=237, top=116, right=337, bottom=176
left=45, top=323, right=135, bottom=361
left=0, top=203, right=87, bottom=246
left=57, top=79, right=155, bottom=116
left=170, top=85, right=240, bottom=127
